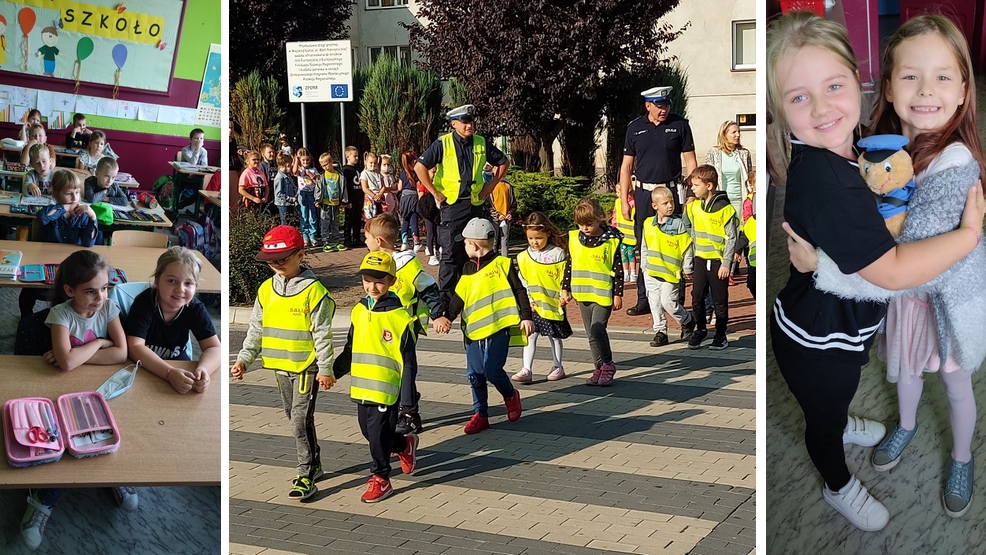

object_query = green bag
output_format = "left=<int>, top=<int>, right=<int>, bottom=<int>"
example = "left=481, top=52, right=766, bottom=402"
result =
left=91, top=202, right=114, bottom=226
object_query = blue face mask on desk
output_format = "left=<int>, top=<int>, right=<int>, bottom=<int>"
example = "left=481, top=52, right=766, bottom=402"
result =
left=96, top=362, right=139, bottom=400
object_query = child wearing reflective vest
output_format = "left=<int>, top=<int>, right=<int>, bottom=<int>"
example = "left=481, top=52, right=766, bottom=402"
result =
left=332, top=251, right=419, bottom=503
left=642, top=186, right=696, bottom=347
left=737, top=195, right=756, bottom=300
left=440, top=217, right=532, bottom=434
left=612, top=194, right=638, bottom=282
left=230, top=225, right=337, bottom=501
left=684, top=165, right=738, bottom=350
left=561, top=198, right=624, bottom=386
left=363, top=213, right=451, bottom=435
left=512, top=212, right=573, bottom=384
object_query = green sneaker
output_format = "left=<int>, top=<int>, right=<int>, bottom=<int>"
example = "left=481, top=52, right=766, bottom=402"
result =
left=322, top=244, right=335, bottom=252
left=334, top=243, right=348, bottom=251
left=312, top=462, right=324, bottom=482
left=288, top=476, right=317, bottom=500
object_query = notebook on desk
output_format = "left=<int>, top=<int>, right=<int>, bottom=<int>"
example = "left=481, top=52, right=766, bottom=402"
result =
left=0, top=250, right=23, bottom=281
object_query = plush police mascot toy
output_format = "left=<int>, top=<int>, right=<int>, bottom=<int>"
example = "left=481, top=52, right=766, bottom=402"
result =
left=858, top=134, right=914, bottom=238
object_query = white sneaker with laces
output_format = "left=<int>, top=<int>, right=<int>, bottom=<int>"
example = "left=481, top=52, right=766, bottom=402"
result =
left=424, top=247, right=431, bottom=256
left=843, top=415, right=886, bottom=447
left=21, top=493, right=52, bottom=550
left=112, top=486, right=139, bottom=512
left=428, top=255, right=439, bottom=266
left=822, top=476, right=889, bottom=532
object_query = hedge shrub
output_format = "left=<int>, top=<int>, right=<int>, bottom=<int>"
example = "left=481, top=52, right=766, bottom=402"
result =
left=230, top=208, right=279, bottom=305
left=508, top=169, right=616, bottom=233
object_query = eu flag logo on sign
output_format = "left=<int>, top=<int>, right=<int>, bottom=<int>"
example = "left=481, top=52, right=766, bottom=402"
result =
left=331, top=85, right=349, bottom=99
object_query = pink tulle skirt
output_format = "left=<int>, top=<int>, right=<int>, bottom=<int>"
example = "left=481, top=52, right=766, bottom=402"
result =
left=879, top=292, right=961, bottom=383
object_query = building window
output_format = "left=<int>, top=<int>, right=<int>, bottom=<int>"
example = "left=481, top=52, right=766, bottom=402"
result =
left=732, top=20, right=755, bottom=71
left=368, top=46, right=412, bottom=65
left=366, top=0, right=408, bottom=8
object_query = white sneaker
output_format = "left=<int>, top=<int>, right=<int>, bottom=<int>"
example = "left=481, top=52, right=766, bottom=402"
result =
left=112, top=487, right=139, bottom=512
left=428, top=255, right=439, bottom=266
left=424, top=247, right=431, bottom=256
left=843, top=416, right=886, bottom=447
left=414, top=243, right=424, bottom=253
left=21, top=493, right=52, bottom=550
left=624, top=271, right=630, bottom=281
left=822, top=476, right=889, bottom=532
left=630, top=272, right=637, bottom=282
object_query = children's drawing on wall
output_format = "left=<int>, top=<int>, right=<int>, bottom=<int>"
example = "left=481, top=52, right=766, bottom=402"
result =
left=0, top=0, right=182, bottom=92
left=36, top=26, right=59, bottom=77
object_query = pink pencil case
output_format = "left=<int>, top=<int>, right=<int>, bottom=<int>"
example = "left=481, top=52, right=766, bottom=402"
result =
left=3, top=392, right=121, bottom=468
left=56, top=392, right=121, bottom=459
left=3, top=397, right=65, bottom=467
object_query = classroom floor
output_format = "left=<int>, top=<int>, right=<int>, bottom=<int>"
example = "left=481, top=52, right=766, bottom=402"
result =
left=0, top=289, right=222, bottom=554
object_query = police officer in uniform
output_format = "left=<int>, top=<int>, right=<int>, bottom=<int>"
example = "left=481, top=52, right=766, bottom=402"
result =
left=618, top=86, right=697, bottom=316
left=414, top=104, right=510, bottom=303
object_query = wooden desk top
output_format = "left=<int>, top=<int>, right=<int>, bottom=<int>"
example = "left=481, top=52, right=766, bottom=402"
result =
left=0, top=358, right=220, bottom=488
left=170, top=161, right=220, bottom=177
left=65, top=167, right=139, bottom=189
left=0, top=241, right=221, bottom=293
left=198, top=190, right=222, bottom=207
left=0, top=170, right=25, bottom=179
left=0, top=202, right=173, bottom=228
left=2, top=145, right=81, bottom=158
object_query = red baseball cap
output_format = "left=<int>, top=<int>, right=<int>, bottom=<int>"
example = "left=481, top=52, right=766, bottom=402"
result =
left=256, top=225, right=304, bottom=261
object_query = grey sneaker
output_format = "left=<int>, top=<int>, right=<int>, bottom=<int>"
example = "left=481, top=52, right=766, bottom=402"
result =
left=112, top=487, right=139, bottom=512
left=872, top=423, right=918, bottom=471
left=943, top=457, right=974, bottom=518
left=21, top=492, right=52, bottom=550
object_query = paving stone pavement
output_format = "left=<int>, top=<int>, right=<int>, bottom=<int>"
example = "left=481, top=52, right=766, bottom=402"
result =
left=230, top=311, right=755, bottom=555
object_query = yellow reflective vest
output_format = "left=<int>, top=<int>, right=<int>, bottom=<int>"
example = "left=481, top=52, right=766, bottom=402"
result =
left=349, top=300, right=414, bottom=406
left=394, top=255, right=430, bottom=329
left=516, top=249, right=565, bottom=321
left=433, top=133, right=486, bottom=206
left=745, top=215, right=756, bottom=267
left=258, top=278, right=330, bottom=380
left=613, top=197, right=636, bottom=247
left=568, top=230, right=619, bottom=307
left=687, top=199, right=736, bottom=262
left=643, top=218, right=692, bottom=283
left=455, top=256, right=527, bottom=346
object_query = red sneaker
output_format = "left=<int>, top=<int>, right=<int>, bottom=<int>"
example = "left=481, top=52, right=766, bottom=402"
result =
left=464, top=413, right=490, bottom=434
left=504, top=390, right=522, bottom=422
left=398, top=434, right=417, bottom=475
left=360, top=475, right=394, bottom=503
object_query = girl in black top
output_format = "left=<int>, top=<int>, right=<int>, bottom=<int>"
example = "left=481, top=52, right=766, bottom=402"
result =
left=767, top=12, right=984, bottom=532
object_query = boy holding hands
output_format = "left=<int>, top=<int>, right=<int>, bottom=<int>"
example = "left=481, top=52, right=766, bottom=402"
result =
left=439, top=218, right=531, bottom=434
left=364, top=213, right=450, bottom=434
left=684, top=165, right=737, bottom=350
left=332, top=251, right=419, bottom=503
left=230, top=225, right=336, bottom=500
left=641, top=186, right=695, bottom=346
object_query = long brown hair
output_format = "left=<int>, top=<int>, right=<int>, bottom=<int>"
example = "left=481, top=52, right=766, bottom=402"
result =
left=523, top=212, right=567, bottom=250
left=869, top=14, right=986, bottom=180
left=400, top=149, right=418, bottom=184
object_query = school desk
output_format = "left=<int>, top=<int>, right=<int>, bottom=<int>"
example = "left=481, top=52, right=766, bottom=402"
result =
left=0, top=357, right=220, bottom=488
left=0, top=203, right=173, bottom=241
left=168, top=162, right=219, bottom=215
left=1, top=145, right=80, bottom=168
left=66, top=168, right=140, bottom=189
left=195, top=190, right=221, bottom=220
left=0, top=241, right=221, bottom=293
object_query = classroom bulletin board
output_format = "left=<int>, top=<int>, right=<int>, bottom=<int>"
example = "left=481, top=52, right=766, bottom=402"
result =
left=0, top=0, right=183, bottom=92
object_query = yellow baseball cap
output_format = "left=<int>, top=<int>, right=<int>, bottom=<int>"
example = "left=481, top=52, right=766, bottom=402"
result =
left=358, top=251, right=397, bottom=279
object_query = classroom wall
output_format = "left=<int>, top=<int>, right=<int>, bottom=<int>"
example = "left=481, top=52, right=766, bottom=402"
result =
left=0, top=0, right=221, bottom=193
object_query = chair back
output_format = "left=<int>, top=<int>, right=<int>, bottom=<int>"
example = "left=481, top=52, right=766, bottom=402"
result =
left=111, top=230, right=169, bottom=248
left=15, top=308, right=53, bottom=355
left=108, top=282, right=193, bottom=355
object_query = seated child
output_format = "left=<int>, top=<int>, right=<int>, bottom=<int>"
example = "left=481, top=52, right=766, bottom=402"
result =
left=24, top=143, right=55, bottom=196
left=65, top=113, right=93, bottom=149
left=76, top=130, right=118, bottom=172
left=177, top=128, right=209, bottom=166
left=38, top=169, right=100, bottom=246
left=19, top=123, right=46, bottom=165
left=230, top=225, right=336, bottom=501
left=84, top=157, right=129, bottom=205
left=126, top=247, right=220, bottom=394
left=440, top=218, right=531, bottom=434
left=332, top=251, right=419, bottom=503
left=18, top=109, right=43, bottom=142
left=21, top=250, right=131, bottom=550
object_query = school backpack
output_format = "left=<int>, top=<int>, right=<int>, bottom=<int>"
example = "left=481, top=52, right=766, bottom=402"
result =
left=153, top=175, right=175, bottom=209
left=175, top=217, right=218, bottom=262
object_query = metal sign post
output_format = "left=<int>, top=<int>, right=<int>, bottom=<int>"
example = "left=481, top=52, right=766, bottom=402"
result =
left=285, top=40, right=353, bottom=151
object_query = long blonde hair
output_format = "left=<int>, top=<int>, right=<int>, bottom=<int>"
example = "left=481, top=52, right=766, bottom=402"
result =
left=715, top=121, right=742, bottom=154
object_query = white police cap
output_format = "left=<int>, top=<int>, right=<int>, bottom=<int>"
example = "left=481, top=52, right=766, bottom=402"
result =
left=448, top=104, right=476, bottom=121
left=641, top=86, right=673, bottom=103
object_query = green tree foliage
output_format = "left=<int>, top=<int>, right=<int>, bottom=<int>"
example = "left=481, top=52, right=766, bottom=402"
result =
left=231, top=70, right=286, bottom=152
left=408, top=0, right=685, bottom=176
left=358, top=56, right=444, bottom=160
left=229, top=208, right=279, bottom=306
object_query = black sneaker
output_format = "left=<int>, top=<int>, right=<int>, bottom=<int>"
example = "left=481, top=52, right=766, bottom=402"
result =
left=687, top=329, right=708, bottom=350
left=679, top=317, right=696, bottom=342
left=288, top=476, right=317, bottom=500
left=396, top=409, right=424, bottom=434
left=650, top=332, right=669, bottom=347
left=709, top=334, right=728, bottom=350
left=625, top=305, right=650, bottom=316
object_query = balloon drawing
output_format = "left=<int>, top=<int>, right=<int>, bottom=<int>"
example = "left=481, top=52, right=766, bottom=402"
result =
left=111, top=43, right=127, bottom=99
left=73, top=37, right=94, bottom=93
left=18, top=8, right=34, bottom=72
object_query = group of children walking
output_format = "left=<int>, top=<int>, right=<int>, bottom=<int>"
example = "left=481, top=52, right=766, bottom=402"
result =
left=230, top=156, right=750, bottom=504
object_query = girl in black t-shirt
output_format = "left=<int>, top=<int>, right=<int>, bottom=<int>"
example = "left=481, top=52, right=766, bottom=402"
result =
left=125, top=247, right=221, bottom=395
left=767, top=12, right=984, bottom=533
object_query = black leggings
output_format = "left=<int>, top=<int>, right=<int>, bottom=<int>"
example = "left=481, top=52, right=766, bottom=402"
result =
left=771, top=314, right=864, bottom=491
